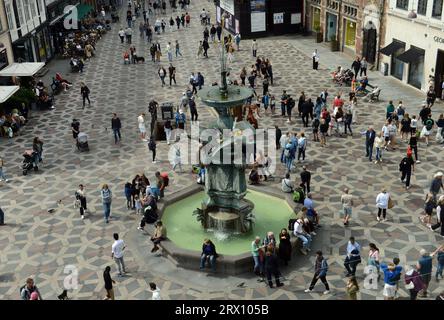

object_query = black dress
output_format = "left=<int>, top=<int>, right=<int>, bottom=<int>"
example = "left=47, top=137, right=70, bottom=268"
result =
left=278, top=233, right=292, bottom=265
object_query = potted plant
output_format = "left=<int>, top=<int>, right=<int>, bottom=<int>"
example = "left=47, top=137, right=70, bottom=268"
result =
left=314, top=26, right=323, bottom=43
left=330, top=35, right=339, bottom=51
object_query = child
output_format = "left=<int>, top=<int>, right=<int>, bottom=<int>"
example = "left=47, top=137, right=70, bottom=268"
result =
left=134, top=195, right=142, bottom=214
left=124, top=182, right=132, bottom=209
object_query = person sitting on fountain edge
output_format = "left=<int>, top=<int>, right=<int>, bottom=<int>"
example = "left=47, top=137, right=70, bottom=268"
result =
left=150, top=221, right=167, bottom=253
left=200, top=239, right=218, bottom=272
left=248, top=165, right=260, bottom=185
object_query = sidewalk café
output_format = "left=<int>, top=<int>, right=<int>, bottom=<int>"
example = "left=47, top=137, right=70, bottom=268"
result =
left=0, top=85, right=28, bottom=139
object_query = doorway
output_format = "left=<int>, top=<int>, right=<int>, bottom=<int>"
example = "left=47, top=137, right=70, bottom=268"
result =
left=325, top=13, right=337, bottom=42
left=362, top=28, right=377, bottom=63
left=435, top=49, right=444, bottom=99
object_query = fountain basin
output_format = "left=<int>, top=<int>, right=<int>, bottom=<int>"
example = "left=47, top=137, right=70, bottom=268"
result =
left=152, top=185, right=303, bottom=275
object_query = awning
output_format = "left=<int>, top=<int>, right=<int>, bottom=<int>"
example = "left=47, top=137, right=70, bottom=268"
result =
left=379, top=41, right=404, bottom=56
left=76, top=4, right=93, bottom=20
left=0, top=62, right=45, bottom=77
left=0, top=86, right=20, bottom=103
left=396, top=47, right=425, bottom=63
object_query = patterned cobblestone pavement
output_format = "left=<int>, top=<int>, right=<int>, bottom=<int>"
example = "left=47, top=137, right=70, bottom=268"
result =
left=0, top=0, right=443, bottom=300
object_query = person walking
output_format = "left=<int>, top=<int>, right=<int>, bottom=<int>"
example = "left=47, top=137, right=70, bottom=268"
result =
left=175, top=40, right=182, bottom=57
left=380, top=262, right=402, bottom=300
left=103, top=266, right=116, bottom=300
left=264, top=248, right=283, bottom=288
left=189, top=97, right=198, bottom=122
left=374, top=132, right=384, bottom=163
left=71, top=118, right=80, bottom=139
left=149, top=282, right=162, bottom=300
left=202, top=39, right=210, bottom=58
left=431, top=245, right=444, bottom=281
left=346, top=276, right=359, bottom=300
left=300, top=165, right=311, bottom=194
left=0, top=157, right=9, bottom=182
left=251, top=39, right=258, bottom=57
left=351, top=57, right=361, bottom=79
left=417, top=249, right=433, bottom=298
left=148, top=136, right=157, bottom=163
left=344, top=237, right=361, bottom=276
left=80, top=82, right=91, bottom=108
left=376, top=188, right=390, bottom=222
left=75, top=184, right=87, bottom=220
left=0, top=206, right=4, bottom=226
left=360, top=57, right=367, bottom=77
left=138, top=113, right=147, bottom=141
left=341, top=188, right=354, bottom=226
left=297, top=132, right=307, bottom=162
left=312, top=49, right=319, bottom=70
left=158, top=66, right=166, bottom=87
left=166, top=42, right=173, bottom=62
left=365, top=126, right=375, bottom=162
left=430, top=172, right=443, bottom=203
left=164, top=119, right=172, bottom=145
left=111, top=233, right=126, bottom=276
left=304, top=250, right=330, bottom=294
left=125, top=27, right=132, bottom=44
left=101, top=184, right=112, bottom=223
left=168, top=64, right=176, bottom=86
left=118, top=28, right=125, bottom=43
left=399, top=152, right=415, bottom=189
left=404, top=266, right=425, bottom=300
left=111, top=113, right=122, bottom=144
left=368, top=243, right=380, bottom=281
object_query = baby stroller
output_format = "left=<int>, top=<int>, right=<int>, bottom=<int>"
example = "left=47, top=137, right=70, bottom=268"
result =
left=22, top=150, right=38, bottom=175
left=336, top=69, right=354, bottom=86
left=76, top=132, right=89, bottom=152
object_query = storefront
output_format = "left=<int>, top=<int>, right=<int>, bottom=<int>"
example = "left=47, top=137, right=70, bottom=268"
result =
left=343, top=19, right=356, bottom=50
left=12, top=25, right=52, bottom=63
left=312, top=6, right=321, bottom=31
left=380, top=10, right=444, bottom=93
left=325, top=12, right=337, bottom=42
left=215, top=0, right=303, bottom=38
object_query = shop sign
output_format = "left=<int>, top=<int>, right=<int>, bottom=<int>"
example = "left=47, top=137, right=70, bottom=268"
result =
left=220, top=0, right=234, bottom=15
left=434, top=36, right=444, bottom=44
left=273, top=12, right=284, bottom=24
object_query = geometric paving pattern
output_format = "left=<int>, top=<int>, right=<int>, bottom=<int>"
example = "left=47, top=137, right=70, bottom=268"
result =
left=0, top=0, right=443, bottom=299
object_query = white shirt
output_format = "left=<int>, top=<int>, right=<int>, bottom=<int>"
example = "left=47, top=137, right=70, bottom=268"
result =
left=167, top=44, right=172, bottom=53
left=138, top=115, right=145, bottom=128
left=112, top=239, right=125, bottom=259
left=382, top=125, right=390, bottom=137
left=152, top=288, right=161, bottom=300
left=252, top=41, right=257, bottom=50
left=376, top=192, right=389, bottom=209
left=119, top=30, right=125, bottom=37
left=293, top=220, right=304, bottom=236
left=279, top=134, right=288, bottom=149
left=281, top=178, right=294, bottom=193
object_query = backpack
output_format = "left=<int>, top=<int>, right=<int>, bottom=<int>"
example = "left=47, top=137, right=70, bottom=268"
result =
left=288, top=219, right=297, bottom=231
left=293, top=189, right=304, bottom=203
left=425, top=119, right=433, bottom=131
left=160, top=172, right=169, bottom=186
left=399, top=157, right=408, bottom=171
left=148, top=140, right=156, bottom=151
left=284, top=148, right=290, bottom=158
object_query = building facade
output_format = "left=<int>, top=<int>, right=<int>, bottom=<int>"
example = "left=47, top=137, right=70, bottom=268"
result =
left=380, top=0, right=444, bottom=95
left=4, top=0, right=53, bottom=62
left=304, top=0, right=386, bottom=65
left=215, top=0, right=304, bottom=38
left=0, top=0, right=14, bottom=71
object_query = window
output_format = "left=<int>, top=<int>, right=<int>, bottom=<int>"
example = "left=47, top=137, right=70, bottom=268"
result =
left=396, top=0, right=409, bottom=10
left=344, top=20, right=357, bottom=48
left=23, top=0, right=31, bottom=21
left=16, top=0, right=25, bottom=26
left=0, top=49, right=8, bottom=70
left=432, top=0, right=443, bottom=18
left=408, top=47, right=425, bottom=89
left=417, top=0, right=428, bottom=15
left=29, top=0, right=37, bottom=17
left=5, top=1, right=14, bottom=30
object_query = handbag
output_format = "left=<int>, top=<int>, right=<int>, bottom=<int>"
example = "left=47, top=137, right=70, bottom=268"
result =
left=405, top=281, right=414, bottom=290
left=388, top=197, right=394, bottom=209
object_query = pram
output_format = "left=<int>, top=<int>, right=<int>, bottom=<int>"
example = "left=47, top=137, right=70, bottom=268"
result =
left=333, top=68, right=354, bottom=86
left=22, top=150, right=38, bottom=175
left=76, top=132, right=89, bottom=152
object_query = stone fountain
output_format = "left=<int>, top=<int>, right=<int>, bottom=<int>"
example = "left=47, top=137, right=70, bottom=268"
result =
left=193, top=39, right=256, bottom=234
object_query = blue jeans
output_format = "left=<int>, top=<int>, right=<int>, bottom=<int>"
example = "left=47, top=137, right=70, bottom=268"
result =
left=167, top=52, right=173, bottom=62
left=285, top=157, right=293, bottom=171
left=375, top=147, right=382, bottom=161
left=200, top=254, right=216, bottom=271
left=366, top=142, right=373, bottom=160
left=103, top=202, right=111, bottom=221
left=0, top=168, right=6, bottom=180
left=281, top=103, right=286, bottom=116
left=436, top=262, right=443, bottom=279
left=113, top=129, right=121, bottom=143
left=127, top=19, right=132, bottom=28
left=175, top=48, right=182, bottom=57
left=297, top=233, right=312, bottom=249
left=253, top=255, right=262, bottom=274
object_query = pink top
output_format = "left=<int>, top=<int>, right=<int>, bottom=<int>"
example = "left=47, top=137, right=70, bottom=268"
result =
left=369, top=249, right=380, bottom=262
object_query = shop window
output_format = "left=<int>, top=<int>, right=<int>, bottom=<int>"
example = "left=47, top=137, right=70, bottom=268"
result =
left=5, top=1, right=15, bottom=30
left=312, top=7, right=321, bottom=31
left=0, top=49, right=8, bottom=70
left=432, top=0, right=443, bottom=18
left=344, top=20, right=356, bottom=49
left=16, top=0, right=25, bottom=27
left=23, top=0, right=31, bottom=21
left=417, top=0, right=428, bottom=15
left=408, top=47, right=425, bottom=89
left=396, top=0, right=409, bottom=10
left=390, top=40, right=405, bottom=80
